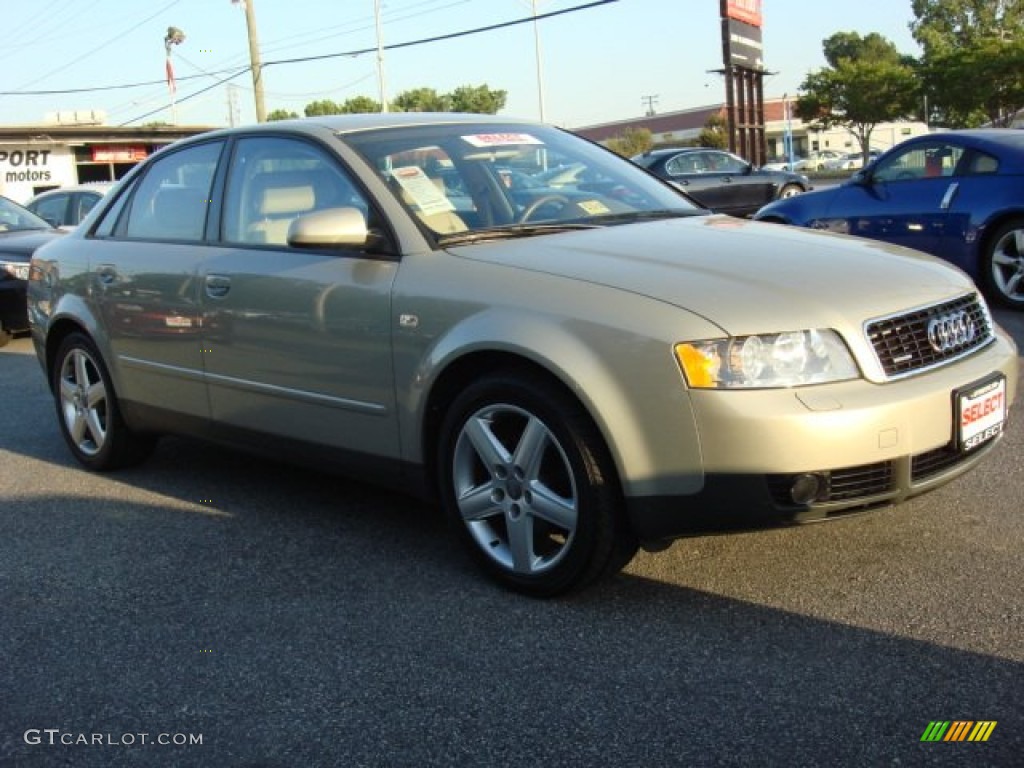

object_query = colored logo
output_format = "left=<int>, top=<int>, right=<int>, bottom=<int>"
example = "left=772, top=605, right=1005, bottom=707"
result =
left=921, top=721, right=997, bottom=742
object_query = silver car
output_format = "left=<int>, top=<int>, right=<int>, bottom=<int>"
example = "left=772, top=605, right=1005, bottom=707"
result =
left=28, top=114, right=1018, bottom=595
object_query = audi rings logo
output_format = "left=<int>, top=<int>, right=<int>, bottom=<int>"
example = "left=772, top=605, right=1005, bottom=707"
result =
left=927, top=310, right=976, bottom=353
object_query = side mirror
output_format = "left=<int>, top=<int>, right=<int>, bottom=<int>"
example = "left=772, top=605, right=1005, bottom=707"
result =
left=287, top=207, right=371, bottom=249
left=850, top=169, right=870, bottom=185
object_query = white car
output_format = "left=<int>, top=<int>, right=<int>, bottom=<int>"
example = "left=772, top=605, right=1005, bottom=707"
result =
left=825, top=151, right=882, bottom=171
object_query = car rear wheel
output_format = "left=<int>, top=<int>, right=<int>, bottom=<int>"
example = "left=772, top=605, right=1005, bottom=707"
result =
left=437, top=371, right=637, bottom=596
left=0, top=324, right=10, bottom=348
left=983, top=218, right=1024, bottom=309
left=53, top=333, right=156, bottom=470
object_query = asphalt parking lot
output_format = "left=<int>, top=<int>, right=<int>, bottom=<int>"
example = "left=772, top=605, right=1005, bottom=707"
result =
left=1, top=310, right=1022, bottom=767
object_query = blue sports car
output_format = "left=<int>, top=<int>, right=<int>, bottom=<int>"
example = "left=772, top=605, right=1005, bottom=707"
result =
left=754, top=129, right=1024, bottom=309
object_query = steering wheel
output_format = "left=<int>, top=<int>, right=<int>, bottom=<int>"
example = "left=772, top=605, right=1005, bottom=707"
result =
left=518, top=195, right=572, bottom=223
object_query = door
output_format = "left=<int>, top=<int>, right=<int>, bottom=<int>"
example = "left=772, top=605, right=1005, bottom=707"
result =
left=88, top=140, right=223, bottom=420
left=199, top=135, right=401, bottom=458
left=826, top=139, right=966, bottom=255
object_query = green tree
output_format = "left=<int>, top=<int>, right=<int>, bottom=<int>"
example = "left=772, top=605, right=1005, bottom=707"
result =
left=697, top=112, right=728, bottom=149
left=392, top=87, right=450, bottom=112
left=449, top=84, right=507, bottom=114
left=340, top=96, right=381, bottom=114
left=267, top=108, right=299, bottom=121
left=606, top=127, right=653, bottom=157
left=796, top=32, right=919, bottom=163
left=304, top=99, right=344, bottom=117
left=911, top=0, right=1024, bottom=127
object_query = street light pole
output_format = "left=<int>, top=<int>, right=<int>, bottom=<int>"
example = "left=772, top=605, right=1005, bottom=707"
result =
left=242, top=0, right=267, bottom=122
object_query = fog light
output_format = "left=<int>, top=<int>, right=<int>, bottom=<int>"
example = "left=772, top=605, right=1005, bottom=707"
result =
left=790, top=473, right=825, bottom=504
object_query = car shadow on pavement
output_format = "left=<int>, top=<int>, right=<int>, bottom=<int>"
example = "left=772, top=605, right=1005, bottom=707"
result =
left=1, top=486, right=1021, bottom=767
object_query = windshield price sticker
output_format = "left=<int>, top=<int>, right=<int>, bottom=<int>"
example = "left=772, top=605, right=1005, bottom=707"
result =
left=958, top=376, right=1006, bottom=451
left=390, top=166, right=455, bottom=215
left=461, top=133, right=544, bottom=148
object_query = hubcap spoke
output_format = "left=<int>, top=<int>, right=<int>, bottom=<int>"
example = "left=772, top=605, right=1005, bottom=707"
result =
left=464, top=415, right=510, bottom=467
left=85, top=382, right=105, bottom=409
left=70, top=411, right=88, bottom=444
left=458, top=482, right=502, bottom=522
left=84, top=408, right=106, bottom=447
left=528, top=484, right=577, bottom=531
left=506, top=513, right=537, bottom=574
left=512, top=416, right=548, bottom=480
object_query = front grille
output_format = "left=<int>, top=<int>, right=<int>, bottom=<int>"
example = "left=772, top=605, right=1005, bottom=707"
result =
left=866, top=294, right=992, bottom=378
left=912, top=445, right=962, bottom=481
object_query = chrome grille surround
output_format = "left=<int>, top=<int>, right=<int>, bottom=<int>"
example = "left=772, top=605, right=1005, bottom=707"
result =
left=865, top=293, right=994, bottom=380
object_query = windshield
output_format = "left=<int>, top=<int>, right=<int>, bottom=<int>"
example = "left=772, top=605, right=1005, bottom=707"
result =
left=0, top=195, right=52, bottom=232
left=342, top=122, right=703, bottom=241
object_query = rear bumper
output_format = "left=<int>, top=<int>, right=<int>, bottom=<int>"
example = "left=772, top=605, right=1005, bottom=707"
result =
left=0, top=278, right=28, bottom=332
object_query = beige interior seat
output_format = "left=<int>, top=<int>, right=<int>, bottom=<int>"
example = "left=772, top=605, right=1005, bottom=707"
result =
left=246, top=179, right=316, bottom=245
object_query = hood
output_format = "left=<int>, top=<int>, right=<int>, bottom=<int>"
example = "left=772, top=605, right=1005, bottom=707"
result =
left=0, top=229, right=63, bottom=261
left=448, top=215, right=975, bottom=336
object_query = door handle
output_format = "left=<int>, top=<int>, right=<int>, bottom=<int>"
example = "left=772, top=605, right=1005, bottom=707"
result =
left=205, top=274, right=231, bottom=298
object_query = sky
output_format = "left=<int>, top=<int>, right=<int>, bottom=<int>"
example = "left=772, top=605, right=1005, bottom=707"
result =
left=0, top=0, right=922, bottom=130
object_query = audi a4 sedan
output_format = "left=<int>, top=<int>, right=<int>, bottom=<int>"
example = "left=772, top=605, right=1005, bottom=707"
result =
left=630, top=147, right=809, bottom=217
left=28, top=114, right=1017, bottom=595
left=755, top=130, right=1024, bottom=310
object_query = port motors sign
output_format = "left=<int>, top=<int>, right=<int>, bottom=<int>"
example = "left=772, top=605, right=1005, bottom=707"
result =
left=0, top=145, right=75, bottom=203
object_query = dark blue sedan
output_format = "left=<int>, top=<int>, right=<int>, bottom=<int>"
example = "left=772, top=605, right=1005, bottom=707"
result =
left=754, top=130, right=1024, bottom=309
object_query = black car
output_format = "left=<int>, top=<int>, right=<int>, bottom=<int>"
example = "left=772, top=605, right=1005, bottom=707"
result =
left=0, top=196, right=63, bottom=346
left=631, top=147, right=810, bottom=217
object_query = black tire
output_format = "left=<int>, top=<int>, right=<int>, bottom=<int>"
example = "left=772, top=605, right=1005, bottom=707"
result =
left=52, top=332, right=157, bottom=470
left=437, top=371, right=637, bottom=597
left=0, top=325, right=10, bottom=348
left=982, top=218, right=1024, bottom=310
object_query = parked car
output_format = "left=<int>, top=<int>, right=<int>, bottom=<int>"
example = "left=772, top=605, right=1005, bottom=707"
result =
left=0, top=195, right=63, bottom=347
left=631, top=148, right=810, bottom=216
left=824, top=150, right=882, bottom=171
left=29, top=115, right=1017, bottom=595
left=26, top=183, right=113, bottom=230
left=754, top=129, right=1024, bottom=309
left=761, top=155, right=805, bottom=172
left=806, top=150, right=844, bottom=170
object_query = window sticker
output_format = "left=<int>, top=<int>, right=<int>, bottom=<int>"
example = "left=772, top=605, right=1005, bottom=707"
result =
left=390, top=165, right=455, bottom=215
left=461, top=133, right=544, bottom=148
left=577, top=200, right=611, bottom=215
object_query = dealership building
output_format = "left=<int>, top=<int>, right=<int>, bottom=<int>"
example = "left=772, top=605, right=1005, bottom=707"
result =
left=574, top=97, right=930, bottom=160
left=0, top=113, right=214, bottom=204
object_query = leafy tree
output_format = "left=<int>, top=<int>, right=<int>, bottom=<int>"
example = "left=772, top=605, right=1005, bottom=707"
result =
left=697, top=112, right=728, bottom=149
left=911, top=0, right=1024, bottom=127
left=340, top=96, right=381, bottom=114
left=796, top=32, right=919, bottom=163
left=304, top=99, right=344, bottom=117
left=606, top=127, right=653, bottom=157
left=267, top=108, right=299, bottom=121
left=449, top=84, right=507, bottom=114
left=392, top=87, right=450, bottom=112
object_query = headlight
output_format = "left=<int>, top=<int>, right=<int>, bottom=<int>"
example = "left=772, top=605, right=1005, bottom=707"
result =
left=0, top=260, right=30, bottom=280
left=675, top=329, right=859, bottom=389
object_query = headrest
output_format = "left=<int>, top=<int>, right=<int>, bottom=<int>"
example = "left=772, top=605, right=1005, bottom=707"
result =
left=259, top=185, right=315, bottom=216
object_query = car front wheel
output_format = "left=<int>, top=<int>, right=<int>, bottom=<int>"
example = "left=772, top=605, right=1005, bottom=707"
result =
left=984, top=218, right=1024, bottom=309
left=777, top=184, right=803, bottom=200
left=53, top=332, right=156, bottom=470
left=437, top=371, right=637, bottom=596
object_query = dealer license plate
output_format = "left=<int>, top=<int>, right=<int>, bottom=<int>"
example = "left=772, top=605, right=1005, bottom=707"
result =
left=956, top=375, right=1006, bottom=452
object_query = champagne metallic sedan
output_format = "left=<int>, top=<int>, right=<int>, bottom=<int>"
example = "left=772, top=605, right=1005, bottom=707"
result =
left=28, top=114, right=1018, bottom=595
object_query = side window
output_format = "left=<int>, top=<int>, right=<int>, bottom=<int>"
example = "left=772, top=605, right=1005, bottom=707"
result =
left=666, top=154, right=702, bottom=175
left=223, top=136, right=369, bottom=246
left=75, top=192, right=102, bottom=222
left=711, top=152, right=746, bottom=173
left=31, top=195, right=68, bottom=227
left=124, top=142, right=222, bottom=241
left=966, top=151, right=999, bottom=175
left=873, top=142, right=964, bottom=183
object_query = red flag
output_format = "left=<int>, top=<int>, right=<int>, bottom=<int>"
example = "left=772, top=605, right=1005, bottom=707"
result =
left=166, top=58, right=176, bottom=95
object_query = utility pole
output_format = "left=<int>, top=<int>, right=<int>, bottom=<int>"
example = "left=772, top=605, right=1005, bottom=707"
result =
left=531, top=0, right=546, bottom=121
left=641, top=94, right=659, bottom=117
left=375, top=0, right=388, bottom=112
left=241, top=0, right=267, bottom=122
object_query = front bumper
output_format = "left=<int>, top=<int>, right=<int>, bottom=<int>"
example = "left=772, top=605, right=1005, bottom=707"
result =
left=0, top=277, right=28, bottom=333
left=626, top=329, right=1018, bottom=545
